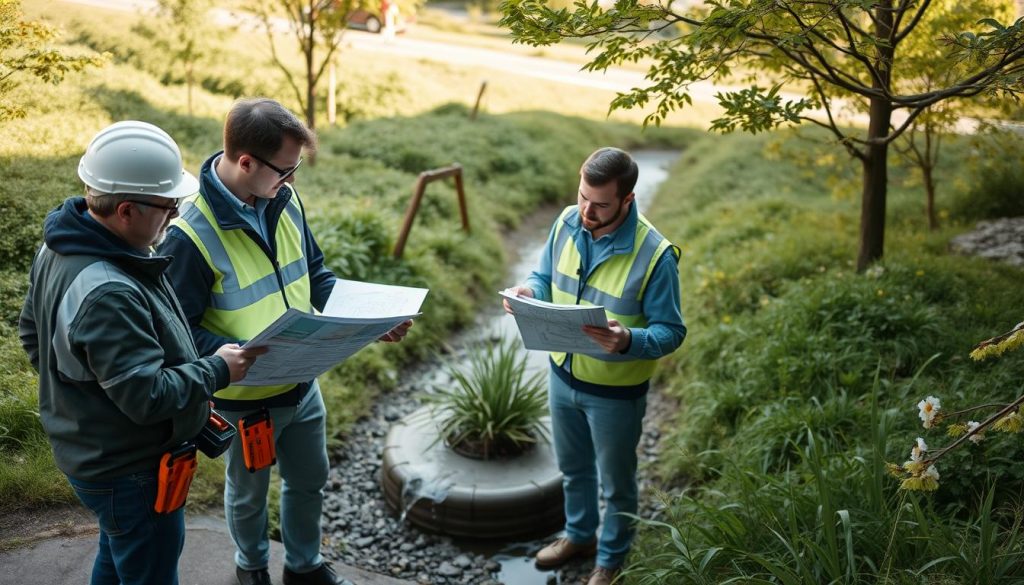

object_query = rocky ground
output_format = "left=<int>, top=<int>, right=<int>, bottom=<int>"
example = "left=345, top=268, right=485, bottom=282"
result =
left=950, top=217, right=1024, bottom=266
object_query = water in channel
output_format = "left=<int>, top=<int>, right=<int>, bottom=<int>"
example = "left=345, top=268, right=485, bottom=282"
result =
left=323, top=150, right=680, bottom=585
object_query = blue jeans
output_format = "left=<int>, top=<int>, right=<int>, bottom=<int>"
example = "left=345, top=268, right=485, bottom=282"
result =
left=548, top=367, right=647, bottom=569
left=221, top=382, right=329, bottom=573
left=68, top=471, right=185, bottom=585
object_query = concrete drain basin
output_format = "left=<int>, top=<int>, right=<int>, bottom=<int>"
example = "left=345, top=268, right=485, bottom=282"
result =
left=381, top=406, right=565, bottom=539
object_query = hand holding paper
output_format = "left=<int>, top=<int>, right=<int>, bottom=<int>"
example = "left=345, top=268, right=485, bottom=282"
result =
left=501, top=286, right=534, bottom=314
left=499, top=290, right=608, bottom=355
left=239, top=280, right=427, bottom=386
left=582, top=319, right=631, bottom=354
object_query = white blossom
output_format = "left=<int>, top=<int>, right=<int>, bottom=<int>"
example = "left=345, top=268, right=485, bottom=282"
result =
left=967, top=421, right=984, bottom=444
left=924, top=465, right=940, bottom=481
left=911, top=437, right=928, bottom=462
left=917, top=396, right=941, bottom=429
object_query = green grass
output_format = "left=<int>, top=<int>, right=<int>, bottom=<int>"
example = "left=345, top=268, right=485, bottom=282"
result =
left=626, top=128, right=1024, bottom=582
left=0, top=1, right=699, bottom=515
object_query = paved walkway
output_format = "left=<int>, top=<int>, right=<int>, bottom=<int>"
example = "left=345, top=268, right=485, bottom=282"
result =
left=0, top=514, right=412, bottom=585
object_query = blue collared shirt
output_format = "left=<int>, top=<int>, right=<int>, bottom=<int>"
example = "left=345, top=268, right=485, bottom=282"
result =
left=524, top=203, right=686, bottom=360
left=209, top=155, right=270, bottom=244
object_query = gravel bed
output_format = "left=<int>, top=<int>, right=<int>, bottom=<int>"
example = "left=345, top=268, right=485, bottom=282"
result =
left=320, top=347, right=677, bottom=585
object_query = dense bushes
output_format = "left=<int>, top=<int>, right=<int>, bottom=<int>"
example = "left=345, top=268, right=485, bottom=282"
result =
left=949, top=126, right=1024, bottom=222
left=629, top=130, right=1024, bottom=582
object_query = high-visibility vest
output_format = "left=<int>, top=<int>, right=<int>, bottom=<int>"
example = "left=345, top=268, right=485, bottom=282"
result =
left=173, top=187, right=312, bottom=401
left=549, top=206, right=677, bottom=388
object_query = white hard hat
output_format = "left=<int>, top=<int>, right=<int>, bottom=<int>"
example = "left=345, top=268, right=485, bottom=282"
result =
left=78, top=121, right=199, bottom=199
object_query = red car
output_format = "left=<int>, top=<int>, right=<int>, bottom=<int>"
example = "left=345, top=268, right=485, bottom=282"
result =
left=348, top=0, right=411, bottom=33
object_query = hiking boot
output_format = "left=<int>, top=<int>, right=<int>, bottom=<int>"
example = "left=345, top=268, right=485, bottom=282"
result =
left=586, top=566, right=621, bottom=585
left=534, top=537, right=597, bottom=569
left=282, top=562, right=353, bottom=585
left=236, top=566, right=273, bottom=585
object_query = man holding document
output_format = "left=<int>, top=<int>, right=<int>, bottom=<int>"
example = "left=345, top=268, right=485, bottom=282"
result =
left=160, top=98, right=411, bottom=585
left=503, top=147, right=685, bottom=585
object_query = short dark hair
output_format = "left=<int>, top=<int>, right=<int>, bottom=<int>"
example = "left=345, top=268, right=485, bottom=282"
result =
left=223, top=98, right=317, bottom=161
left=580, top=147, right=638, bottom=199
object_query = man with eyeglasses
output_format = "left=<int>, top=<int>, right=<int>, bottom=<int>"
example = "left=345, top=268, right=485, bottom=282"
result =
left=19, top=121, right=265, bottom=585
left=161, top=98, right=410, bottom=585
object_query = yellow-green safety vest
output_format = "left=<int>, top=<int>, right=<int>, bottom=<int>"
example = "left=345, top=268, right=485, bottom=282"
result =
left=172, top=186, right=312, bottom=401
left=549, top=206, right=677, bottom=388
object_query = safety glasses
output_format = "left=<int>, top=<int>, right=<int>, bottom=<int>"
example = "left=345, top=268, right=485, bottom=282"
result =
left=250, top=153, right=303, bottom=180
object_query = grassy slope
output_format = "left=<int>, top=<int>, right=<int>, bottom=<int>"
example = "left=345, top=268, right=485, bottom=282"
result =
left=628, top=129, right=1024, bottom=581
left=0, top=1, right=700, bottom=514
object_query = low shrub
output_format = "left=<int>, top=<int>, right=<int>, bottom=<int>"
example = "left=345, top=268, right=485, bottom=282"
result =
left=949, top=127, right=1024, bottom=222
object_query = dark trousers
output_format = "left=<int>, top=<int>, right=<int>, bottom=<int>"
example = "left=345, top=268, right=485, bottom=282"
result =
left=68, top=471, right=186, bottom=585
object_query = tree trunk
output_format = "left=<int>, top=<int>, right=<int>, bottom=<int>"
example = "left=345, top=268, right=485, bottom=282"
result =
left=858, top=114, right=890, bottom=272
left=186, top=62, right=194, bottom=117
left=306, top=57, right=316, bottom=132
left=304, top=6, right=317, bottom=165
left=923, top=164, right=937, bottom=230
left=857, top=1, right=895, bottom=272
left=327, top=60, right=336, bottom=126
left=305, top=38, right=316, bottom=132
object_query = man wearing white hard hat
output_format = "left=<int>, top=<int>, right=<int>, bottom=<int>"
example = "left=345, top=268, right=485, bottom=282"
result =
left=19, top=121, right=267, bottom=585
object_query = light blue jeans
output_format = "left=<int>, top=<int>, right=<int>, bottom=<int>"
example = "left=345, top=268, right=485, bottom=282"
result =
left=548, top=367, right=647, bottom=570
left=221, top=382, right=329, bottom=573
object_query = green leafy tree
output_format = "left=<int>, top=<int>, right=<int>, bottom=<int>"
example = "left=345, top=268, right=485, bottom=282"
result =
left=892, top=0, right=1015, bottom=230
left=250, top=0, right=357, bottom=134
left=0, top=0, right=106, bottom=121
left=500, top=0, right=1024, bottom=270
left=134, top=0, right=220, bottom=116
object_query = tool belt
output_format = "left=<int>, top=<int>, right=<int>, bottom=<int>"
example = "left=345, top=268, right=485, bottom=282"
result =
left=238, top=408, right=276, bottom=473
left=154, top=442, right=197, bottom=514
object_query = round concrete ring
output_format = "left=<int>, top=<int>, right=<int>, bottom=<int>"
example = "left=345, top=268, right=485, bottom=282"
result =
left=381, top=406, right=565, bottom=539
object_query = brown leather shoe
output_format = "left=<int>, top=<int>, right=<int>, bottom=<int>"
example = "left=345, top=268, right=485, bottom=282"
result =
left=586, top=566, right=620, bottom=585
left=534, top=537, right=597, bottom=569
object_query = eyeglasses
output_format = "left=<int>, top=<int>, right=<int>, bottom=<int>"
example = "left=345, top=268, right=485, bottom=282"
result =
left=127, top=199, right=180, bottom=215
left=250, top=153, right=303, bottom=180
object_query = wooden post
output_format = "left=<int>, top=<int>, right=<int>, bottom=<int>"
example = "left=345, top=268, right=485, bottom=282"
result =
left=470, top=80, right=488, bottom=121
left=394, top=164, right=470, bottom=259
left=327, top=60, right=337, bottom=126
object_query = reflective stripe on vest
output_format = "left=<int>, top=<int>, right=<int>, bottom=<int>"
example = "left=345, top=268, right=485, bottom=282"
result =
left=549, top=206, right=675, bottom=387
left=173, top=187, right=313, bottom=401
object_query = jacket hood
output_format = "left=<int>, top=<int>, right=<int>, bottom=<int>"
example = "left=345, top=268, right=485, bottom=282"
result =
left=43, top=197, right=170, bottom=269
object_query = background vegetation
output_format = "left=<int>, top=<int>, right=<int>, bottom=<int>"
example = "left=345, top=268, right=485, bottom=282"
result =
left=3, top=2, right=1023, bottom=582
left=0, top=0, right=695, bottom=515
left=627, top=128, right=1024, bottom=582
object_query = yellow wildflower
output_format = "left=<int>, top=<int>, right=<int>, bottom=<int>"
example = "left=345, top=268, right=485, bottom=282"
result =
left=970, top=322, right=1024, bottom=361
left=901, top=465, right=940, bottom=492
left=947, top=423, right=968, bottom=438
left=993, top=411, right=1023, bottom=433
